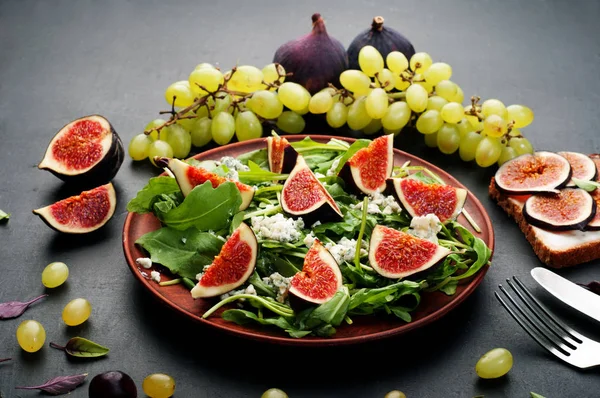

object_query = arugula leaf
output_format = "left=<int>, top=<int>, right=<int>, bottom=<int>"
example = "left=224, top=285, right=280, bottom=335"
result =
left=289, top=136, right=348, bottom=152
left=237, top=160, right=289, bottom=183
left=236, top=148, right=269, bottom=169
left=306, top=286, right=350, bottom=327
left=448, top=222, right=492, bottom=281
left=0, top=209, right=9, bottom=222
left=248, top=271, right=276, bottom=298
left=349, top=281, right=422, bottom=314
left=160, top=181, right=242, bottom=231
left=152, top=192, right=184, bottom=218
left=389, top=306, right=412, bottom=322
left=256, top=252, right=301, bottom=277
left=222, top=309, right=306, bottom=338
left=439, top=279, right=458, bottom=295
left=135, top=227, right=224, bottom=279
left=334, top=139, right=371, bottom=174
left=530, top=393, right=546, bottom=398
left=127, top=176, right=182, bottom=213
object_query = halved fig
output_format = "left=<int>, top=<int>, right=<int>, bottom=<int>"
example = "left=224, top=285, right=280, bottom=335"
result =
left=155, top=157, right=255, bottom=211
left=523, top=188, right=596, bottom=231
left=589, top=154, right=600, bottom=181
left=587, top=189, right=600, bottom=230
left=38, top=115, right=124, bottom=185
left=369, top=225, right=451, bottom=279
left=558, top=151, right=597, bottom=187
left=267, top=135, right=298, bottom=174
left=281, top=155, right=342, bottom=222
left=387, top=177, right=467, bottom=223
left=191, top=222, right=258, bottom=298
left=494, top=151, right=571, bottom=195
left=339, top=134, right=394, bottom=195
left=32, top=182, right=116, bottom=233
left=289, top=239, right=343, bottom=305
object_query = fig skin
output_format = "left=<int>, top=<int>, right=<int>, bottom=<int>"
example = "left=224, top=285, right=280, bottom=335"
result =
left=522, top=188, right=597, bottom=231
left=89, top=370, right=137, bottom=398
left=273, top=13, right=348, bottom=94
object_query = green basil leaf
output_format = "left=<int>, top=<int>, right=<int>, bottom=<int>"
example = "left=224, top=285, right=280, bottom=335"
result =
left=222, top=309, right=305, bottom=338
left=0, top=209, right=9, bottom=222
left=530, top=393, right=546, bottom=398
left=50, top=337, right=109, bottom=358
left=127, top=176, right=181, bottom=213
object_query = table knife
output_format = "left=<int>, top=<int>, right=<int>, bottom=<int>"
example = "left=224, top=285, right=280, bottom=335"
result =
left=530, top=267, right=600, bottom=324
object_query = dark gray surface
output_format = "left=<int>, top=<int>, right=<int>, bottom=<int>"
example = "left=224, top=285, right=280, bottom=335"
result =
left=1, top=0, right=600, bottom=397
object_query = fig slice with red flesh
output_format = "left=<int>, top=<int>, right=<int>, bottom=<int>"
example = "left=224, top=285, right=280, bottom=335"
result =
left=38, top=115, right=124, bottom=186
left=523, top=188, right=596, bottom=231
left=289, top=239, right=343, bottom=305
left=369, top=225, right=451, bottom=279
left=339, top=134, right=394, bottom=195
left=32, top=182, right=117, bottom=233
left=281, top=155, right=342, bottom=221
left=558, top=151, right=598, bottom=187
left=387, top=177, right=467, bottom=223
left=494, top=151, right=571, bottom=195
left=191, top=222, right=258, bottom=298
left=587, top=189, right=600, bottom=230
left=155, top=157, right=255, bottom=211
left=267, top=135, right=298, bottom=174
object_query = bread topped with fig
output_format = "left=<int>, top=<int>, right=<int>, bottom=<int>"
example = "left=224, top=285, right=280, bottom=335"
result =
left=489, top=151, right=600, bottom=268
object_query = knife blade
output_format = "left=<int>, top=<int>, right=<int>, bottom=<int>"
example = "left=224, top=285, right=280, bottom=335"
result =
left=531, top=267, right=600, bottom=324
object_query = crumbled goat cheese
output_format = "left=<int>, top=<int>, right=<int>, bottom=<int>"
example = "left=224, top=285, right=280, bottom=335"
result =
left=150, top=270, right=161, bottom=283
left=196, top=272, right=204, bottom=281
left=219, top=156, right=250, bottom=172
left=303, top=233, right=316, bottom=248
left=327, top=158, right=341, bottom=176
left=408, top=214, right=442, bottom=244
left=352, top=191, right=402, bottom=214
left=219, top=284, right=257, bottom=301
left=251, top=213, right=304, bottom=242
left=311, top=220, right=322, bottom=228
left=181, top=237, right=187, bottom=244
left=262, top=272, right=292, bottom=303
left=325, top=237, right=368, bottom=264
left=315, top=172, right=326, bottom=179
left=135, top=257, right=153, bottom=269
left=225, top=169, right=240, bottom=181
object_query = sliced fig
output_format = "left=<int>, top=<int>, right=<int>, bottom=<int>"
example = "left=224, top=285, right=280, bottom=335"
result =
left=590, top=154, right=600, bottom=181
left=587, top=189, right=600, bottom=230
left=191, top=222, right=258, bottom=298
left=32, top=183, right=116, bottom=233
left=339, top=134, right=394, bottom=195
left=281, top=155, right=342, bottom=222
left=494, top=151, right=571, bottom=195
left=369, top=225, right=451, bottom=279
left=267, top=135, right=298, bottom=174
left=387, top=177, right=467, bottom=223
left=558, top=151, right=598, bottom=187
left=523, top=188, right=596, bottom=231
left=289, top=239, right=343, bottom=304
left=38, top=115, right=124, bottom=185
left=155, top=157, right=255, bottom=211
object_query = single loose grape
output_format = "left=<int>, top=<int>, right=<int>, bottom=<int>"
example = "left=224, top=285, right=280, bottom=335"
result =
left=143, top=373, right=176, bottom=398
left=405, top=84, right=428, bottom=113
left=16, top=320, right=46, bottom=352
left=476, top=348, right=513, bottom=379
left=308, top=91, right=334, bottom=114
left=276, top=111, right=305, bottom=134
left=385, top=390, right=407, bottom=398
left=507, top=104, right=534, bottom=128
left=236, top=111, right=263, bottom=141
left=359, top=45, right=384, bottom=77
left=475, top=137, right=503, bottom=167
left=148, top=140, right=174, bottom=167
left=277, top=82, right=311, bottom=111
left=42, top=261, right=69, bottom=288
left=365, top=88, right=389, bottom=119
left=416, top=110, right=443, bottom=135
left=440, top=102, right=464, bottom=124
left=410, top=52, right=432, bottom=73
left=62, top=298, right=92, bottom=326
left=261, top=388, right=288, bottom=398
left=386, top=51, right=409, bottom=73
left=326, top=102, right=348, bottom=129
left=190, top=117, right=212, bottom=147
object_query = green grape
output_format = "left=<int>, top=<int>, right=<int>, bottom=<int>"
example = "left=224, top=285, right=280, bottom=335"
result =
left=212, top=94, right=232, bottom=115
left=435, top=80, right=457, bottom=101
left=483, top=115, right=508, bottom=138
left=509, top=137, right=534, bottom=155
left=381, top=101, right=411, bottom=130
left=405, top=84, right=428, bottom=113
left=276, top=111, right=305, bottom=134
left=424, top=62, right=452, bottom=86
left=362, top=118, right=382, bottom=135
left=143, top=373, right=176, bottom=398
left=509, top=127, right=522, bottom=137
left=175, top=109, right=196, bottom=131
left=424, top=131, right=438, bottom=148
left=248, top=90, right=283, bottom=119
left=296, top=104, right=309, bottom=115
left=62, top=298, right=91, bottom=326
left=475, top=348, right=513, bottom=379
left=164, top=81, right=195, bottom=108
left=261, top=63, right=286, bottom=89
left=416, top=110, right=443, bottom=135
left=128, top=134, right=152, bottom=161
left=146, top=119, right=168, bottom=141
left=308, top=91, right=333, bottom=114
left=261, top=388, right=288, bottom=398
left=415, top=79, right=434, bottom=94
left=386, top=51, right=409, bottom=74
left=498, top=146, right=518, bottom=166
left=507, top=104, right=534, bottom=128
left=365, top=88, right=389, bottom=119
left=277, top=82, right=311, bottom=111
left=16, top=320, right=45, bottom=352
left=451, top=85, right=464, bottom=103
left=235, top=111, right=263, bottom=141
left=384, top=391, right=407, bottom=398
left=358, top=45, right=384, bottom=77
left=190, top=117, right=212, bottom=147
left=459, top=131, right=483, bottom=162
left=165, top=124, right=191, bottom=159
left=463, top=105, right=480, bottom=127
left=457, top=119, right=475, bottom=137
left=148, top=140, right=174, bottom=166
left=475, top=137, right=503, bottom=167
left=227, top=65, right=263, bottom=93
left=427, top=96, right=448, bottom=111
left=383, top=127, right=402, bottom=136
left=437, top=123, right=461, bottom=154
left=326, top=102, right=348, bottom=128
left=189, top=67, right=224, bottom=95
left=394, top=74, right=411, bottom=91
left=440, top=102, right=464, bottom=124
left=410, top=52, right=433, bottom=73
left=195, top=63, right=214, bottom=70
left=482, top=99, right=507, bottom=119
left=42, top=262, right=69, bottom=288
left=347, top=96, right=372, bottom=131
left=375, top=68, right=396, bottom=92
left=211, top=112, right=236, bottom=145
left=340, top=70, right=371, bottom=95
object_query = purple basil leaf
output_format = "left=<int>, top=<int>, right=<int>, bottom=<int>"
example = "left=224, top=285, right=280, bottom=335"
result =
left=15, top=372, right=88, bottom=395
left=579, top=281, right=600, bottom=296
left=0, top=358, right=11, bottom=363
left=0, top=294, right=48, bottom=319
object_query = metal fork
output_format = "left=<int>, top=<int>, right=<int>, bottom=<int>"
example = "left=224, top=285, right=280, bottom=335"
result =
left=495, top=276, right=600, bottom=369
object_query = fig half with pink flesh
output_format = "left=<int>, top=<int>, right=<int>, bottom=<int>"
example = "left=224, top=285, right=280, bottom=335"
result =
left=369, top=225, right=451, bottom=279
left=155, top=157, right=255, bottom=211
left=267, top=135, right=298, bottom=174
left=558, top=151, right=598, bottom=187
left=523, top=188, right=596, bottom=231
left=32, top=182, right=116, bottom=234
left=289, top=239, right=343, bottom=305
left=191, top=222, right=258, bottom=298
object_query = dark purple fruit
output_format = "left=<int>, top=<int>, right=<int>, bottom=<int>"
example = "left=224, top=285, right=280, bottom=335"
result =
left=273, top=13, right=348, bottom=94
left=267, top=135, right=298, bottom=174
left=38, top=115, right=124, bottom=186
left=558, top=151, right=598, bottom=187
left=523, top=188, right=596, bottom=231
left=89, top=370, right=137, bottom=398
left=588, top=189, right=600, bottom=230
left=347, top=16, right=415, bottom=71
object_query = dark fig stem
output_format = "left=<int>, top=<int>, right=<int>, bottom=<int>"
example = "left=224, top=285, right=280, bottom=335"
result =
left=49, top=342, right=66, bottom=351
left=372, top=16, right=385, bottom=31
left=311, top=13, right=327, bottom=34
left=0, top=358, right=11, bottom=363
